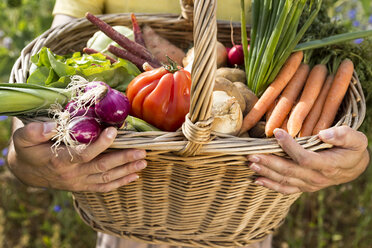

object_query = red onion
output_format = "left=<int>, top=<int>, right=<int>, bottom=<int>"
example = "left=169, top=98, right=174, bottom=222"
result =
left=94, top=87, right=131, bottom=128
left=64, top=101, right=97, bottom=118
left=228, top=45, right=244, bottom=66
left=69, top=116, right=101, bottom=144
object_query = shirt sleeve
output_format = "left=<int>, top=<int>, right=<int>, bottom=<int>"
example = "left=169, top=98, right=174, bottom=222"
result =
left=52, top=0, right=105, bottom=18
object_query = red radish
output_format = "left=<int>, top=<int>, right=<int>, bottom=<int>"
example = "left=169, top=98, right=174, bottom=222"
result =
left=228, top=45, right=245, bottom=66
left=69, top=116, right=102, bottom=144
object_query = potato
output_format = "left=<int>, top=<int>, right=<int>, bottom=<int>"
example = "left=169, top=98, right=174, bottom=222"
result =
left=216, top=67, right=246, bottom=83
left=233, top=81, right=258, bottom=116
left=248, top=121, right=266, bottom=138
left=183, top=41, right=227, bottom=69
left=214, top=77, right=246, bottom=113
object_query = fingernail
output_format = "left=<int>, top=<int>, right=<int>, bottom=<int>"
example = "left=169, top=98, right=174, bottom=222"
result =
left=135, top=160, right=147, bottom=170
left=250, top=163, right=261, bottom=172
left=128, top=174, right=140, bottom=183
left=134, top=150, right=146, bottom=160
left=43, top=122, right=57, bottom=135
left=319, top=129, right=334, bottom=140
left=248, top=155, right=260, bottom=163
left=273, top=128, right=284, bottom=140
left=106, top=128, right=117, bottom=139
left=254, top=180, right=264, bottom=186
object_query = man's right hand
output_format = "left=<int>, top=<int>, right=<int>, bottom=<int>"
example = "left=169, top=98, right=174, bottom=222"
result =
left=7, top=122, right=147, bottom=192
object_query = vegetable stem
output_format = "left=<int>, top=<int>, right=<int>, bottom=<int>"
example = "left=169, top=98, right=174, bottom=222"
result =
left=294, top=30, right=372, bottom=51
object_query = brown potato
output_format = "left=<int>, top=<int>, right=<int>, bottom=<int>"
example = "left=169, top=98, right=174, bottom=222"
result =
left=214, top=77, right=246, bottom=113
left=216, top=67, right=246, bottom=83
left=233, top=81, right=258, bottom=116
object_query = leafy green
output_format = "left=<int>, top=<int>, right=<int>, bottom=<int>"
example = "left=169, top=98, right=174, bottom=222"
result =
left=27, top=47, right=141, bottom=92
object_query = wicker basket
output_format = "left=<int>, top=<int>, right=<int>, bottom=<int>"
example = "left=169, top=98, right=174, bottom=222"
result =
left=10, top=0, right=366, bottom=247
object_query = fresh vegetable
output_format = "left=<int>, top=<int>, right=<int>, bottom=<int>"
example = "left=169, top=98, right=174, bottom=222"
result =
left=239, top=51, right=304, bottom=134
left=232, top=81, right=258, bottom=116
left=265, top=63, right=310, bottom=137
left=85, top=13, right=161, bottom=67
left=227, top=44, right=244, bottom=66
left=0, top=83, right=70, bottom=116
left=299, top=74, right=333, bottom=137
left=241, top=0, right=322, bottom=95
left=130, top=13, right=146, bottom=47
left=142, top=25, right=186, bottom=66
left=86, top=25, right=134, bottom=56
left=64, top=101, right=97, bottom=119
left=68, top=116, right=102, bottom=144
left=94, top=85, right=131, bottom=128
left=83, top=47, right=117, bottom=64
left=313, top=59, right=354, bottom=135
left=124, top=115, right=160, bottom=132
left=248, top=121, right=266, bottom=138
left=211, top=91, right=243, bottom=135
left=108, top=45, right=150, bottom=70
left=126, top=62, right=191, bottom=131
left=214, top=77, right=246, bottom=113
left=183, top=41, right=227, bottom=70
left=27, top=47, right=141, bottom=92
left=287, top=64, right=327, bottom=137
left=216, top=67, right=246, bottom=83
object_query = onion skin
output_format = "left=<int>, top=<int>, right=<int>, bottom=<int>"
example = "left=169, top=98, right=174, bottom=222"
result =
left=69, top=117, right=101, bottom=144
left=64, top=101, right=97, bottom=118
left=95, top=88, right=131, bottom=127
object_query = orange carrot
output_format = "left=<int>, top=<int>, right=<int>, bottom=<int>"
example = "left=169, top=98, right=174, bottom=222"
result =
left=312, top=59, right=354, bottom=135
left=299, top=74, right=334, bottom=137
left=287, top=64, right=328, bottom=137
left=239, top=51, right=304, bottom=134
left=265, top=63, right=310, bottom=137
left=281, top=116, right=289, bottom=132
left=265, top=100, right=277, bottom=123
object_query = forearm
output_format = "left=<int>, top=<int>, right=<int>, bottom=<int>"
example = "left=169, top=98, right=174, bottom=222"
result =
left=51, top=14, right=76, bottom=28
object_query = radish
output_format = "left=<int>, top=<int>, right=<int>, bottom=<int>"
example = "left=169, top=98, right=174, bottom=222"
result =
left=227, top=45, right=245, bottom=66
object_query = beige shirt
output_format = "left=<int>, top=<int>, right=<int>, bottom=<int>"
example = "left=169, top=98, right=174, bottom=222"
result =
left=53, top=0, right=252, bottom=22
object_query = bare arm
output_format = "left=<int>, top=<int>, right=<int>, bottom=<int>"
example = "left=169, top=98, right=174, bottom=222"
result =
left=51, top=14, right=76, bottom=28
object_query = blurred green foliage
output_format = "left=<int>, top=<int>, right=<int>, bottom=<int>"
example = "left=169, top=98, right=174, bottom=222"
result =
left=0, top=0, right=371, bottom=247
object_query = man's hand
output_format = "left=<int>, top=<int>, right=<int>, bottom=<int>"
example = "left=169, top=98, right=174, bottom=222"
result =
left=247, top=126, right=370, bottom=194
left=7, top=122, right=147, bottom=192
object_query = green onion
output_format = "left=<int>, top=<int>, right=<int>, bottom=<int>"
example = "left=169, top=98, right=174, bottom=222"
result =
left=0, top=83, right=71, bottom=116
left=294, top=29, right=372, bottom=51
left=242, top=0, right=322, bottom=96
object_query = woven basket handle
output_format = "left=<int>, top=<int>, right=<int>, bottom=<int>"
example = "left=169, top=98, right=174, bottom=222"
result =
left=178, top=0, right=217, bottom=156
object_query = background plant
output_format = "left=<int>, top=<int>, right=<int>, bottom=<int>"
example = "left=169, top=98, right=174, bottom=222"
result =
left=0, top=0, right=371, bottom=247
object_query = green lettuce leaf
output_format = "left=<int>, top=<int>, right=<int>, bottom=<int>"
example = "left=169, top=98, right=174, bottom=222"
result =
left=27, top=47, right=141, bottom=92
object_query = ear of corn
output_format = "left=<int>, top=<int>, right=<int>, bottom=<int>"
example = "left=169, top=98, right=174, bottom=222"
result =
left=0, top=83, right=71, bottom=116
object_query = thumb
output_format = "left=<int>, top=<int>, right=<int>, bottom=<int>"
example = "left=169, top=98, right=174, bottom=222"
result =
left=13, top=122, right=57, bottom=148
left=318, top=126, right=368, bottom=151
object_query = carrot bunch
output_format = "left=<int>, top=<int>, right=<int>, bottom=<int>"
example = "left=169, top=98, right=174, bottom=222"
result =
left=240, top=53, right=354, bottom=138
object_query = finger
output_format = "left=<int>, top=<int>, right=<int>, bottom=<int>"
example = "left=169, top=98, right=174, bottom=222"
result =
left=79, top=149, right=147, bottom=175
left=318, top=126, right=368, bottom=151
left=255, top=178, right=301, bottom=194
left=87, top=173, right=139, bottom=193
left=248, top=154, right=331, bottom=187
left=85, top=160, right=147, bottom=184
left=56, top=127, right=118, bottom=164
left=13, top=122, right=57, bottom=148
left=249, top=162, right=309, bottom=190
left=273, top=128, right=324, bottom=170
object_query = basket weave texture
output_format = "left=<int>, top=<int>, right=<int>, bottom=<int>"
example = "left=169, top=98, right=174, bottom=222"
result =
left=10, top=0, right=366, bottom=247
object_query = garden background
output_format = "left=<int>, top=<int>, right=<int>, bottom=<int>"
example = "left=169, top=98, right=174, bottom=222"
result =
left=0, top=0, right=371, bottom=247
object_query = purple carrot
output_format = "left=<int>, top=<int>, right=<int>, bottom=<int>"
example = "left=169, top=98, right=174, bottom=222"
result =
left=83, top=47, right=117, bottom=64
left=131, top=13, right=146, bottom=47
left=108, top=45, right=147, bottom=70
left=85, top=12, right=160, bottom=67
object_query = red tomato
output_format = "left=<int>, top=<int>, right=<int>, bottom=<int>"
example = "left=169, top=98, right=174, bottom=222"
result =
left=126, top=66, right=191, bottom=131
